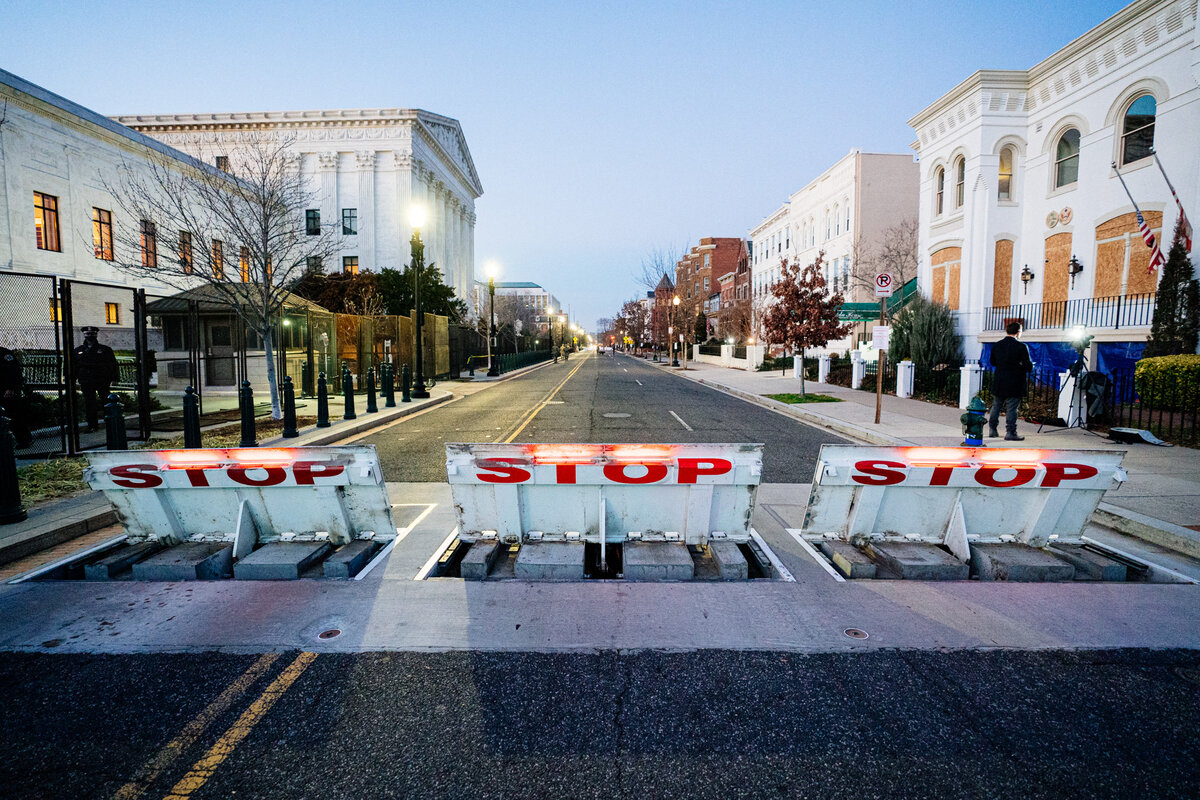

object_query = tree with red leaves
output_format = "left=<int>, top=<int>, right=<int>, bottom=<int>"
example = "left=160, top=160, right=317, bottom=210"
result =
left=762, top=251, right=853, bottom=395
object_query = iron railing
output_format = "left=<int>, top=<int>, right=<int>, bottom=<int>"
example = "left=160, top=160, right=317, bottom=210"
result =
left=983, top=292, right=1156, bottom=332
left=698, top=343, right=722, bottom=356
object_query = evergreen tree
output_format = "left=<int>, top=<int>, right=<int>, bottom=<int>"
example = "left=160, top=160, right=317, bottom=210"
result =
left=1144, top=219, right=1200, bottom=356
left=762, top=252, right=853, bottom=395
left=377, top=264, right=468, bottom=322
left=694, top=310, right=707, bottom=344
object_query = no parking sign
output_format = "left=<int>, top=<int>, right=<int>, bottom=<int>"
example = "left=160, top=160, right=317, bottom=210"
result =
left=874, top=273, right=894, bottom=297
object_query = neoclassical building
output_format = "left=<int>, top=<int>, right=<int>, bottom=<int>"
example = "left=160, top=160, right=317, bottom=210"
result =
left=116, top=108, right=483, bottom=303
left=908, top=0, right=1199, bottom=366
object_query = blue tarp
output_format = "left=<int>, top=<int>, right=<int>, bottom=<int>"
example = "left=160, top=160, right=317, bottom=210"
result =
left=979, top=339, right=1145, bottom=402
left=979, top=339, right=1077, bottom=380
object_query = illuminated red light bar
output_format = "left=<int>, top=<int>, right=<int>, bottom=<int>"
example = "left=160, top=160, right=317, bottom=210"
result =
left=976, top=448, right=1044, bottom=464
left=162, top=447, right=300, bottom=470
left=606, top=445, right=674, bottom=463
left=902, top=446, right=1046, bottom=468
left=530, top=444, right=603, bottom=464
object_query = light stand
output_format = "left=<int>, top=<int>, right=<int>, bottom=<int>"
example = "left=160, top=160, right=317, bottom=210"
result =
left=410, top=226, right=429, bottom=398
left=487, top=276, right=499, bottom=376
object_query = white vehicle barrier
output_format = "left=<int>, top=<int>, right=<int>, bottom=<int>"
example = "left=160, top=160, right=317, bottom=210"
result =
left=85, top=446, right=397, bottom=555
left=802, top=445, right=1127, bottom=559
left=446, top=442, right=762, bottom=545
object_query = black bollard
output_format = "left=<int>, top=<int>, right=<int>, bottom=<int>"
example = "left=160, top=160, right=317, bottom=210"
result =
left=239, top=379, right=257, bottom=447
left=400, top=363, right=411, bottom=403
left=282, top=376, right=299, bottom=438
left=365, top=367, right=378, bottom=414
left=301, top=361, right=313, bottom=398
left=469, top=357, right=475, bottom=377
left=342, top=364, right=356, bottom=420
left=0, top=415, right=28, bottom=525
left=316, top=372, right=331, bottom=428
left=105, top=393, right=127, bottom=450
left=183, top=386, right=202, bottom=448
left=382, top=363, right=396, bottom=408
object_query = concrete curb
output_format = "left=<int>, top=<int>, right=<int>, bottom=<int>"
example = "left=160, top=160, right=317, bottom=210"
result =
left=0, top=495, right=118, bottom=567
left=1093, top=503, right=1200, bottom=560
left=259, top=391, right=454, bottom=447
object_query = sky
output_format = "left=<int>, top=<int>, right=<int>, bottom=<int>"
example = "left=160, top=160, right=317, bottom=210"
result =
left=1, top=0, right=1131, bottom=331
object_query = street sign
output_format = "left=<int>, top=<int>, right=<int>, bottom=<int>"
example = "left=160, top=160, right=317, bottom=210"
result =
left=874, top=272, right=894, bottom=297
left=446, top=442, right=763, bottom=545
left=872, top=325, right=891, bottom=351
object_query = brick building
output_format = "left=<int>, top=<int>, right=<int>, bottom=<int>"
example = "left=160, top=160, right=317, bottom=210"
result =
left=651, top=273, right=675, bottom=348
left=674, top=237, right=745, bottom=340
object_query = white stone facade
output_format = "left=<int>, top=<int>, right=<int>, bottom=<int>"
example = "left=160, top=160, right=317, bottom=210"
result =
left=908, top=0, right=1200, bottom=358
left=116, top=108, right=483, bottom=304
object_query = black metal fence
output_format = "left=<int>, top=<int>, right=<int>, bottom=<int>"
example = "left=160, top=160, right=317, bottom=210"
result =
left=983, top=292, right=1156, bottom=332
left=698, top=343, right=722, bottom=356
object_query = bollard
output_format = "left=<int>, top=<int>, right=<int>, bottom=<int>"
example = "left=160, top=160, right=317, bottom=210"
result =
left=365, top=367, right=378, bottom=414
left=382, top=363, right=396, bottom=408
left=282, top=375, right=299, bottom=438
left=401, top=363, right=411, bottom=403
left=342, top=364, right=357, bottom=420
left=104, top=393, right=128, bottom=450
left=301, top=361, right=313, bottom=398
left=468, top=357, right=475, bottom=377
left=239, top=379, right=257, bottom=447
left=183, top=386, right=202, bottom=448
left=316, top=372, right=331, bottom=428
left=0, top=415, right=28, bottom=524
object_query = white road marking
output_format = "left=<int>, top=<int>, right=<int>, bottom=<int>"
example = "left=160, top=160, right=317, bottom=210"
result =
left=669, top=410, right=693, bottom=431
left=786, top=529, right=846, bottom=583
left=623, top=368, right=628, bottom=372
left=635, top=380, right=643, bottom=386
left=751, top=530, right=795, bottom=582
left=414, top=527, right=460, bottom=580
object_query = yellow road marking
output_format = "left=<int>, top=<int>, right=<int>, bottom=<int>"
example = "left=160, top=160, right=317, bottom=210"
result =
left=497, top=353, right=591, bottom=443
left=161, top=652, right=318, bottom=800
left=112, top=653, right=281, bottom=800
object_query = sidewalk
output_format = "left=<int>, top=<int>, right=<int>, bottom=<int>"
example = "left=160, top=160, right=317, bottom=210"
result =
left=647, top=356, right=1200, bottom=549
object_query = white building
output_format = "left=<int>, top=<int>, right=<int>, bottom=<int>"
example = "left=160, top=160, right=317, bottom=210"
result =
left=116, top=107, right=483, bottom=304
left=908, top=0, right=1199, bottom=365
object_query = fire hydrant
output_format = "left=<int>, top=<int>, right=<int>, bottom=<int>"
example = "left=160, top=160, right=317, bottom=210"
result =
left=961, top=396, right=987, bottom=446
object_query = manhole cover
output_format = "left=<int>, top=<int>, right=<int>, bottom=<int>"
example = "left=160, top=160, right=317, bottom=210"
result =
left=1173, top=665, right=1200, bottom=686
left=603, top=413, right=630, bottom=418
left=318, top=629, right=341, bottom=640
left=843, top=628, right=869, bottom=640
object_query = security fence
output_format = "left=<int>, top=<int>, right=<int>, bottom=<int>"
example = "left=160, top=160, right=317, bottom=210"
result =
left=983, top=292, right=1156, bottom=332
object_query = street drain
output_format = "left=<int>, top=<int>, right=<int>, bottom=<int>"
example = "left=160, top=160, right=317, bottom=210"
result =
left=844, top=628, right=869, bottom=640
left=318, top=629, right=341, bottom=640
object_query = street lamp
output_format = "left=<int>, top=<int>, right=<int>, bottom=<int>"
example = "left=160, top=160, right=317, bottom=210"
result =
left=671, top=295, right=681, bottom=366
left=485, top=260, right=500, bottom=376
left=547, top=307, right=557, bottom=363
left=407, top=204, right=430, bottom=398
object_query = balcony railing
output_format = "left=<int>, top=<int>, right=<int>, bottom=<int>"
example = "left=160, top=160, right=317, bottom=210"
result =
left=984, top=292, right=1156, bottom=332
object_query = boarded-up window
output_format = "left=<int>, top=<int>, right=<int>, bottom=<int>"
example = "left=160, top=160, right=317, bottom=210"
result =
left=930, top=247, right=962, bottom=310
left=1043, top=232, right=1072, bottom=325
left=993, top=240, right=1014, bottom=307
left=1094, top=211, right=1162, bottom=298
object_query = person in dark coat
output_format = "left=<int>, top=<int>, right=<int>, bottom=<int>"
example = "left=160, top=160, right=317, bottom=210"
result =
left=73, top=326, right=120, bottom=432
left=0, top=346, right=34, bottom=448
left=988, top=321, right=1033, bottom=441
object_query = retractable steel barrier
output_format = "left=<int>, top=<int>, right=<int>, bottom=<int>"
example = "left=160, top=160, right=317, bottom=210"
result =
left=802, top=445, right=1127, bottom=560
left=85, top=446, right=397, bottom=555
left=446, top=442, right=763, bottom=545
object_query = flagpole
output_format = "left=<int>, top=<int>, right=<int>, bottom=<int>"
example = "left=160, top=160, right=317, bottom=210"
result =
left=1111, top=161, right=1167, bottom=273
left=1111, top=161, right=1140, bottom=209
left=1151, top=149, right=1193, bottom=252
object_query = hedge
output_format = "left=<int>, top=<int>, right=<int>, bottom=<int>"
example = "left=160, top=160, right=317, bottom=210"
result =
left=1134, top=354, right=1200, bottom=410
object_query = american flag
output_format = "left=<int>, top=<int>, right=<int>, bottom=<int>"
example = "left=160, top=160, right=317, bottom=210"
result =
left=1137, top=211, right=1167, bottom=272
left=1154, top=152, right=1193, bottom=252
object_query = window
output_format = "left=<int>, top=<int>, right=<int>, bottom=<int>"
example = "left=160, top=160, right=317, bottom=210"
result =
left=215, top=155, right=229, bottom=171
left=179, top=231, right=194, bottom=273
left=954, top=158, right=965, bottom=208
left=140, top=220, right=157, bottom=268
left=34, top=192, right=61, bottom=251
left=824, top=212, right=831, bottom=240
left=343, top=256, right=358, bottom=275
left=704, top=253, right=710, bottom=268
left=93, top=208, right=113, bottom=260
left=786, top=227, right=790, bottom=248
left=211, top=239, right=224, bottom=279
left=342, top=208, right=357, bottom=235
left=239, top=246, right=251, bottom=283
left=834, top=204, right=841, bottom=236
left=1121, top=94, right=1156, bottom=165
left=703, top=277, right=709, bottom=291
left=306, top=256, right=323, bottom=272
left=998, top=147, right=1014, bottom=200
left=935, top=167, right=945, bottom=214
left=105, top=302, right=120, bottom=325
left=306, top=209, right=320, bottom=235
left=845, top=205, right=851, bottom=233
left=1055, top=128, right=1080, bottom=188
left=48, top=297, right=61, bottom=322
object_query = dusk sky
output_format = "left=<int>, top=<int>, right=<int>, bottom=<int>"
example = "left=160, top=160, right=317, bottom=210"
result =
left=2, top=0, right=1128, bottom=331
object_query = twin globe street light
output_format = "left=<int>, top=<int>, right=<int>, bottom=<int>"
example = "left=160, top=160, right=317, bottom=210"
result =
left=485, top=260, right=500, bottom=376
left=407, top=204, right=430, bottom=398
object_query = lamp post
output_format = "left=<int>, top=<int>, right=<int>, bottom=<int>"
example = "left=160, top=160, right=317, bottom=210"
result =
left=486, top=261, right=500, bottom=376
left=671, top=295, right=681, bottom=366
left=548, top=307, right=557, bottom=363
left=408, top=205, right=430, bottom=398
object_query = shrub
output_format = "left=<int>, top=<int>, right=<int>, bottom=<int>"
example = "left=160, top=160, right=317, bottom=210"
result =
left=889, top=295, right=963, bottom=370
left=1134, top=354, right=1200, bottom=411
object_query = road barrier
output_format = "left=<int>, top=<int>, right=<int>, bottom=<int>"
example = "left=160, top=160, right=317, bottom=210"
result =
left=802, top=445, right=1127, bottom=558
left=84, top=445, right=397, bottom=554
left=446, top=442, right=763, bottom=545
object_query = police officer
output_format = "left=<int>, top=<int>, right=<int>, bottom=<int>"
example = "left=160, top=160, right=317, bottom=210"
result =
left=0, top=346, right=34, bottom=448
left=73, top=326, right=120, bottom=432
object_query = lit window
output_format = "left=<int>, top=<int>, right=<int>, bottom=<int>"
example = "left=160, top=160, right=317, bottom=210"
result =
left=342, top=208, right=357, bottom=235
left=935, top=167, right=945, bottom=214
left=240, top=246, right=251, bottom=283
left=343, top=256, right=358, bottom=275
left=211, top=239, right=224, bottom=279
left=954, top=158, right=965, bottom=208
left=179, top=231, right=194, bottom=273
left=306, top=209, right=321, bottom=235
left=93, top=208, right=113, bottom=260
left=34, top=192, right=61, bottom=252
left=998, top=147, right=1014, bottom=200
left=105, top=302, right=120, bottom=325
left=140, top=220, right=157, bottom=268
left=1120, top=94, right=1155, bottom=166
left=1055, top=129, right=1080, bottom=188
left=48, top=297, right=61, bottom=322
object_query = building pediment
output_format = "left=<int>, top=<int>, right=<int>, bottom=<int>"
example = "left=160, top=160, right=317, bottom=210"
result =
left=416, top=112, right=483, bottom=197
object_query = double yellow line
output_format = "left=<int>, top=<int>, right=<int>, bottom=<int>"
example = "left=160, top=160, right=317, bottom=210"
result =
left=495, top=352, right=591, bottom=443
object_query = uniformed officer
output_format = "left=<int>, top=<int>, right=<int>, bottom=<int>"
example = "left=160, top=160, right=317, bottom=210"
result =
left=0, top=345, right=34, bottom=448
left=73, top=326, right=120, bottom=432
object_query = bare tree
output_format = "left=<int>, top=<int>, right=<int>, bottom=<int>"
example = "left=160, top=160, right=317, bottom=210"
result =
left=106, top=130, right=343, bottom=418
left=619, top=297, right=649, bottom=350
left=635, top=244, right=687, bottom=292
left=850, top=217, right=919, bottom=297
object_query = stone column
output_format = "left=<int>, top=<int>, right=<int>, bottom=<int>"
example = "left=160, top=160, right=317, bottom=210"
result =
left=896, top=360, right=915, bottom=398
left=818, top=354, right=831, bottom=384
left=317, top=153, right=339, bottom=271
left=959, top=362, right=982, bottom=409
left=394, top=153, right=412, bottom=265
left=355, top=151, right=376, bottom=270
left=850, top=351, right=865, bottom=389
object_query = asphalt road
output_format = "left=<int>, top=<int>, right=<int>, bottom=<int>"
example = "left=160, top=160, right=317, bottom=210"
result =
left=359, top=352, right=847, bottom=482
left=2, top=648, right=1198, bottom=799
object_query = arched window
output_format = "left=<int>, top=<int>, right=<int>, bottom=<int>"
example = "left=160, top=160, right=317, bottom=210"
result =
left=998, top=146, right=1014, bottom=200
left=809, top=218, right=815, bottom=246
left=1121, top=94, right=1156, bottom=165
left=833, top=204, right=840, bottom=236
left=954, top=157, right=965, bottom=208
left=824, top=212, right=830, bottom=240
left=845, top=203, right=851, bottom=233
left=1055, top=128, right=1080, bottom=188
left=935, top=167, right=945, bottom=215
